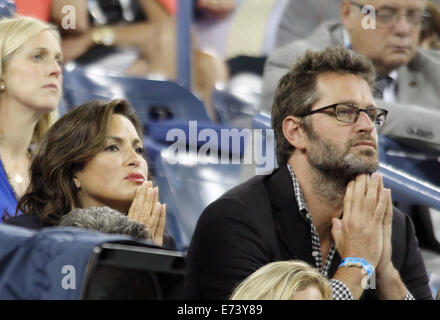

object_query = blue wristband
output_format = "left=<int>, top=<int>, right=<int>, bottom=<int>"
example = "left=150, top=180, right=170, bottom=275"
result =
left=339, top=257, right=375, bottom=277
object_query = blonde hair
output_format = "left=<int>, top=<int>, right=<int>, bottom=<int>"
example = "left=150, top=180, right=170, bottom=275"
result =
left=229, top=260, right=333, bottom=300
left=0, top=16, right=60, bottom=145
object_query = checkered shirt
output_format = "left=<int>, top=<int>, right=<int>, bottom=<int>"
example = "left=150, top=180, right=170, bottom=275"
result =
left=286, top=164, right=414, bottom=300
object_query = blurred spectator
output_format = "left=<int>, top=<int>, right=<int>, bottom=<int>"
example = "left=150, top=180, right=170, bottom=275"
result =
left=274, top=0, right=440, bottom=49
left=0, top=16, right=61, bottom=221
left=420, top=0, right=440, bottom=50
left=0, top=0, right=16, bottom=17
left=229, top=260, right=332, bottom=300
left=262, top=0, right=440, bottom=153
left=194, top=0, right=287, bottom=109
left=274, top=0, right=341, bottom=48
left=49, top=0, right=227, bottom=121
left=4, top=99, right=173, bottom=248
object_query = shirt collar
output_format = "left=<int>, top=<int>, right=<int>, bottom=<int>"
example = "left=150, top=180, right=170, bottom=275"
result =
left=286, top=164, right=309, bottom=218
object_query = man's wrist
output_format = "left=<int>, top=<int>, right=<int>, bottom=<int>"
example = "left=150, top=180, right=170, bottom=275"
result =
left=332, top=266, right=366, bottom=300
left=339, top=257, right=375, bottom=277
left=376, top=264, right=408, bottom=299
left=376, top=262, right=397, bottom=282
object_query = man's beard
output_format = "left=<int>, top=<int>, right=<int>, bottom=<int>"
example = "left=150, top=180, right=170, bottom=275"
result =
left=305, top=125, right=379, bottom=205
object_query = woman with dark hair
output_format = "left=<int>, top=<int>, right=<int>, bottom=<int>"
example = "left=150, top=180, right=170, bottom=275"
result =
left=5, top=99, right=170, bottom=247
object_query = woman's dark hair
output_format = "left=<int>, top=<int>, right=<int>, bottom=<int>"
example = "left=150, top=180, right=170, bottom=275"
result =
left=17, top=99, right=144, bottom=226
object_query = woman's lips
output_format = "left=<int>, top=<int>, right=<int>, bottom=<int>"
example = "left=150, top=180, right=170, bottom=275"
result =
left=125, top=173, right=145, bottom=183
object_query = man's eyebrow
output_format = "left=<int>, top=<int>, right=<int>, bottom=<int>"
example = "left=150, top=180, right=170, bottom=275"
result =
left=376, top=6, right=398, bottom=11
left=338, top=101, right=377, bottom=108
left=376, top=5, right=422, bottom=12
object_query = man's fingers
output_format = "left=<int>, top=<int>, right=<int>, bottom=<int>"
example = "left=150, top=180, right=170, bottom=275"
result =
left=376, top=174, right=384, bottom=200
left=384, top=189, right=393, bottom=226
left=351, top=174, right=366, bottom=218
left=366, top=174, right=370, bottom=193
left=343, top=180, right=354, bottom=221
left=365, top=173, right=380, bottom=215
left=331, top=218, right=342, bottom=247
left=373, top=189, right=388, bottom=223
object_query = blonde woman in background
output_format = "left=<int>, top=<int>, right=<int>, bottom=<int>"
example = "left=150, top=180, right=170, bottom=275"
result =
left=0, top=16, right=62, bottom=220
left=230, top=260, right=332, bottom=300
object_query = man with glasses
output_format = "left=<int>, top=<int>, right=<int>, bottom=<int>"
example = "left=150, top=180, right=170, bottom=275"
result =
left=261, top=0, right=440, bottom=153
left=185, top=47, right=432, bottom=300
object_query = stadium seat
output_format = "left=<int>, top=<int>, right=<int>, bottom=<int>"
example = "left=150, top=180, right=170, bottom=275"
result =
left=212, top=88, right=259, bottom=128
left=143, top=115, right=254, bottom=251
left=0, top=224, right=185, bottom=299
left=81, top=242, right=185, bottom=299
left=0, top=0, right=16, bottom=17
left=62, top=65, right=211, bottom=125
left=151, top=149, right=243, bottom=252
left=378, top=136, right=440, bottom=190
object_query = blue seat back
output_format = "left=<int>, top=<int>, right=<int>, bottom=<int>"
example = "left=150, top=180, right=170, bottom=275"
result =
left=143, top=118, right=249, bottom=250
left=62, top=66, right=211, bottom=125
left=378, top=135, right=440, bottom=187
left=0, top=0, right=15, bottom=17
left=213, top=88, right=259, bottom=128
left=0, top=224, right=135, bottom=299
left=154, top=151, right=242, bottom=251
left=378, top=135, right=440, bottom=209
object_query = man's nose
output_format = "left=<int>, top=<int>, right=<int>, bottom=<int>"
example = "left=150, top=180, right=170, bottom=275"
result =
left=355, top=110, right=375, bottom=133
left=393, top=14, right=412, bottom=36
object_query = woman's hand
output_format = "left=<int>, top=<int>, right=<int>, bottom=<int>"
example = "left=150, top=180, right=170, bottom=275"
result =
left=127, top=181, right=167, bottom=246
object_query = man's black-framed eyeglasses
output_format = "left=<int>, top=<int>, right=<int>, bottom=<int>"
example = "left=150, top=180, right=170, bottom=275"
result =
left=301, top=103, right=389, bottom=127
left=348, top=0, right=431, bottom=28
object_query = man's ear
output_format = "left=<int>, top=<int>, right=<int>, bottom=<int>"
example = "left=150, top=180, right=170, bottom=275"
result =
left=282, top=116, right=307, bottom=151
left=340, top=0, right=354, bottom=30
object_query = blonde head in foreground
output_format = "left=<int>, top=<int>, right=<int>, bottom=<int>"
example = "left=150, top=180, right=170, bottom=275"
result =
left=230, top=260, right=332, bottom=300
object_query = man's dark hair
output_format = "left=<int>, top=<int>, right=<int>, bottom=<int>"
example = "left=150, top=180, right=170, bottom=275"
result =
left=271, top=46, right=376, bottom=166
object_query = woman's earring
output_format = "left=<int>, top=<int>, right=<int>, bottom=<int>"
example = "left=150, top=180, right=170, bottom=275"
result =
left=0, top=81, right=5, bottom=93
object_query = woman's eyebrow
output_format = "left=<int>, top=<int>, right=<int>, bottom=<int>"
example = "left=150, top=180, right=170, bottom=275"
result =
left=107, top=136, right=142, bottom=145
left=107, top=136, right=123, bottom=143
